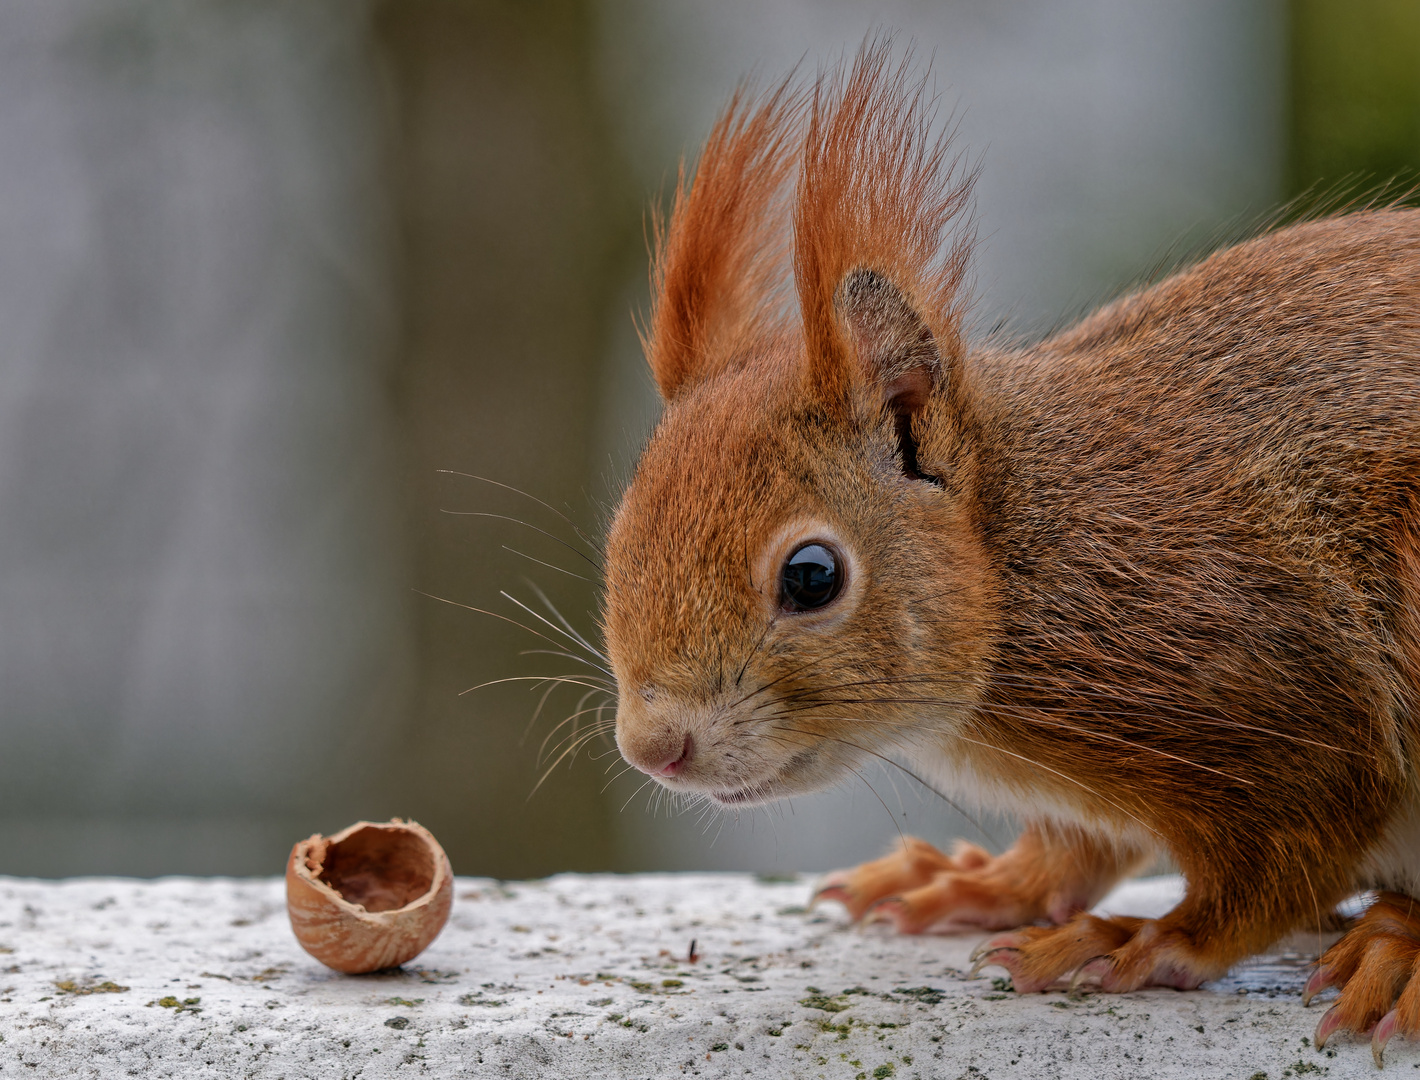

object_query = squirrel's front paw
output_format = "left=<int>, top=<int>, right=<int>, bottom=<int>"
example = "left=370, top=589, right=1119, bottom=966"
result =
left=812, top=835, right=1076, bottom=934
left=1305, top=892, right=1420, bottom=1066
left=968, top=914, right=1216, bottom=994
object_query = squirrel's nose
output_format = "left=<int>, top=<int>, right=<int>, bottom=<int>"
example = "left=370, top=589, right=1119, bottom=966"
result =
left=652, top=734, right=694, bottom=777
left=618, top=724, right=695, bottom=779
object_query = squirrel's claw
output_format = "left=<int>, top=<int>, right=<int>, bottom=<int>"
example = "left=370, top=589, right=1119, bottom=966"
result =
left=1313, top=1004, right=1346, bottom=1051
left=968, top=946, right=1023, bottom=983
left=1373, top=1010, right=1400, bottom=1068
left=860, top=896, right=907, bottom=928
left=969, top=934, right=1016, bottom=964
left=1068, top=957, right=1112, bottom=994
left=1302, top=964, right=1334, bottom=1007
left=808, top=876, right=852, bottom=912
left=968, top=944, right=1020, bottom=980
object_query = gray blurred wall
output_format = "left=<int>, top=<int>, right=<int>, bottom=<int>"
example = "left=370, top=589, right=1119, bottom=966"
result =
left=0, top=0, right=1285, bottom=877
left=0, top=0, right=412, bottom=875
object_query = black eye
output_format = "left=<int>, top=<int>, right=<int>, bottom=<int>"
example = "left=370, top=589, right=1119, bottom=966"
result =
left=781, top=543, right=842, bottom=612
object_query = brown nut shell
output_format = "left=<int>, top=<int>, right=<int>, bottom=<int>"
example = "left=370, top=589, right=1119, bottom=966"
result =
left=286, top=818, right=453, bottom=974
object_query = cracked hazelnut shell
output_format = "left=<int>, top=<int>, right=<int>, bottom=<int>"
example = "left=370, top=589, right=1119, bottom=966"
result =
left=286, top=818, right=453, bottom=974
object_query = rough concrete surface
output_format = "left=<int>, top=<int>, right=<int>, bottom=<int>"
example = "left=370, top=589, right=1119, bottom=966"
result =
left=0, top=872, right=1390, bottom=1078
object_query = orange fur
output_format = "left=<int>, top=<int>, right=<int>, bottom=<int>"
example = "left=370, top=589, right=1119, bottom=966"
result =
left=815, top=827, right=1147, bottom=932
left=602, top=40, right=1420, bottom=1056
left=645, top=79, right=804, bottom=398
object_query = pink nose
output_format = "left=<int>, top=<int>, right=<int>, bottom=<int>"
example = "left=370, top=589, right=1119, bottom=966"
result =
left=650, top=734, right=694, bottom=778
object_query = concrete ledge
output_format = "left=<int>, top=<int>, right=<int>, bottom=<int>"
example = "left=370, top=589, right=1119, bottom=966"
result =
left=0, top=873, right=1377, bottom=1078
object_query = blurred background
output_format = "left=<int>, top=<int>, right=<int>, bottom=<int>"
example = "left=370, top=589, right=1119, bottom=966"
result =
left=1, top=0, right=1416, bottom=878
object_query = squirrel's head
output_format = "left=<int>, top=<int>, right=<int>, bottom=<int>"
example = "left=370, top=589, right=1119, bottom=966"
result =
left=603, top=46, right=996, bottom=806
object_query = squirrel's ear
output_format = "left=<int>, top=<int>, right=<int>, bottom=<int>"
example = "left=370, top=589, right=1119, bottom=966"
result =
left=835, top=269, right=943, bottom=483
left=835, top=268, right=939, bottom=415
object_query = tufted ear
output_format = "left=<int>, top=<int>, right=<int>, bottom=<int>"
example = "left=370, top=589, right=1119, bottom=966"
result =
left=836, top=269, right=942, bottom=481
left=643, top=81, right=804, bottom=400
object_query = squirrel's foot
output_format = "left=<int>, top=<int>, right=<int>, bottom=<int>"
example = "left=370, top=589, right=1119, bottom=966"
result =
left=812, top=834, right=1095, bottom=933
left=1304, top=892, right=1420, bottom=1066
left=969, top=914, right=1218, bottom=994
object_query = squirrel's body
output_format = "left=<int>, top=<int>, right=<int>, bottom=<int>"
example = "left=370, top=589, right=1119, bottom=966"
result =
left=602, top=47, right=1420, bottom=1058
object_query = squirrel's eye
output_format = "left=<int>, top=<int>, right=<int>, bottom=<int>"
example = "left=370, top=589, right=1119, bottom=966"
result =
left=781, top=543, right=842, bottom=612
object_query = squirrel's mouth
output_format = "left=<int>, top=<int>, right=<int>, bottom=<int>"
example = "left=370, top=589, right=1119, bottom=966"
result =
left=708, top=746, right=822, bottom=806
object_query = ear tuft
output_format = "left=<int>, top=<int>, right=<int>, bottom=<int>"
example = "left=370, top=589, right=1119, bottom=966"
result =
left=644, top=81, right=805, bottom=400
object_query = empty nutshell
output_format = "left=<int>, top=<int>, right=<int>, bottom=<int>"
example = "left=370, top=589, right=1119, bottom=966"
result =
left=286, top=818, right=453, bottom=974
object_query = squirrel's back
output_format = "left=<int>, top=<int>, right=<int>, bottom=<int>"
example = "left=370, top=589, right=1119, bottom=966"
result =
left=975, top=209, right=1420, bottom=672
left=991, top=209, right=1420, bottom=481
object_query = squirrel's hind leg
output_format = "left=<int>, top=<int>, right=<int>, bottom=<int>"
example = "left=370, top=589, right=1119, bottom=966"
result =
left=1304, top=892, right=1420, bottom=1066
left=812, top=823, right=1145, bottom=934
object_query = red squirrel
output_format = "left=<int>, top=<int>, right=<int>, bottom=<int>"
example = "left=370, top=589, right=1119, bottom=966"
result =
left=600, top=44, right=1420, bottom=1061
